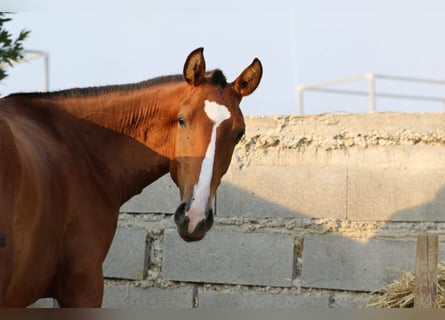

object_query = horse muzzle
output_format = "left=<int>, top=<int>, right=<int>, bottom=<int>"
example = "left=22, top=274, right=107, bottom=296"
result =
left=174, top=201, right=214, bottom=242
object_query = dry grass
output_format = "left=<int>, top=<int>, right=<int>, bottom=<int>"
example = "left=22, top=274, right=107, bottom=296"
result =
left=366, top=261, right=445, bottom=308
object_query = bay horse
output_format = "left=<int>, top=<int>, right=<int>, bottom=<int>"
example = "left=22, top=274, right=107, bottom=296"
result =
left=0, top=48, right=262, bottom=307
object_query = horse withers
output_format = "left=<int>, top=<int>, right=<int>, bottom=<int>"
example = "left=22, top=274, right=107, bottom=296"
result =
left=0, top=48, right=262, bottom=307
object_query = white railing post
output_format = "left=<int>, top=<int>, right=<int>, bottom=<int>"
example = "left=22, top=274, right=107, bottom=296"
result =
left=367, top=73, right=376, bottom=113
left=297, top=85, right=304, bottom=115
left=0, top=50, right=49, bottom=92
left=43, top=52, right=49, bottom=92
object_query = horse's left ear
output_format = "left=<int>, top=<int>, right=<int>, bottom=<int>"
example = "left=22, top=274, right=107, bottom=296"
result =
left=232, top=58, right=263, bottom=97
left=183, top=47, right=206, bottom=86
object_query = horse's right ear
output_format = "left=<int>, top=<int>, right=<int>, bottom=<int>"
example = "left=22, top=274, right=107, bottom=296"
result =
left=232, top=58, right=263, bottom=97
left=183, top=47, right=206, bottom=86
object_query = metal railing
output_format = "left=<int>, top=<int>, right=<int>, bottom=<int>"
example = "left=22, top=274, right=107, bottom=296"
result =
left=0, top=49, right=49, bottom=92
left=296, top=73, right=445, bottom=115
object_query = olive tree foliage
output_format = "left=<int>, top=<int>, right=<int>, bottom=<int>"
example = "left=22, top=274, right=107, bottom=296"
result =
left=0, top=13, right=30, bottom=82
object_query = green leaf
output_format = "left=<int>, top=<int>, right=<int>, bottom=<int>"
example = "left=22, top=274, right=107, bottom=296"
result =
left=0, top=13, right=31, bottom=82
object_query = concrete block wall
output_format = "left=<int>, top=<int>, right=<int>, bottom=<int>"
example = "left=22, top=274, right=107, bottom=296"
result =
left=31, top=112, right=445, bottom=308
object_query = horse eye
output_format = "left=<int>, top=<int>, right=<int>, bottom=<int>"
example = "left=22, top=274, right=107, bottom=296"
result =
left=178, top=116, right=186, bottom=127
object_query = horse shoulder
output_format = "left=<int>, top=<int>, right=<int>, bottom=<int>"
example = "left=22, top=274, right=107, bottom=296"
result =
left=0, top=112, right=21, bottom=305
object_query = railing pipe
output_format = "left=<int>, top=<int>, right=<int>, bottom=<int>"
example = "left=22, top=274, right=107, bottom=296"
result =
left=0, top=50, right=49, bottom=92
left=297, top=73, right=445, bottom=114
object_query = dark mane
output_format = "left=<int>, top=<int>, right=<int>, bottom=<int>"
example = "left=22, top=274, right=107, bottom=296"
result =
left=6, top=74, right=184, bottom=99
left=6, top=69, right=227, bottom=99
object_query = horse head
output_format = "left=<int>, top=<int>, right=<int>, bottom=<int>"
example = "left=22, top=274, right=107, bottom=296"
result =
left=170, top=48, right=262, bottom=242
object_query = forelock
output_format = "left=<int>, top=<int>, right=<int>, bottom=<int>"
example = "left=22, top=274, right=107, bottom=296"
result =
left=208, top=69, right=227, bottom=87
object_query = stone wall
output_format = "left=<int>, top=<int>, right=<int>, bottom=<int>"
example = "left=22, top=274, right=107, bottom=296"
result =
left=33, top=112, right=445, bottom=308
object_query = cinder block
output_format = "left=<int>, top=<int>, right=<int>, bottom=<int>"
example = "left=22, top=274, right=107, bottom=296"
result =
left=198, top=290, right=330, bottom=308
left=120, top=175, right=179, bottom=214
left=217, top=166, right=347, bottom=219
left=302, top=234, right=445, bottom=292
left=348, top=168, right=445, bottom=221
left=163, top=229, right=294, bottom=287
left=102, top=285, right=193, bottom=308
left=103, top=227, right=148, bottom=280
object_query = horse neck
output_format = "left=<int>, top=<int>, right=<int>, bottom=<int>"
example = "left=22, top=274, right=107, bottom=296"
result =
left=79, top=123, right=170, bottom=205
left=46, top=82, right=186, bottom=160
left=3, top=95, right=173, bottom=206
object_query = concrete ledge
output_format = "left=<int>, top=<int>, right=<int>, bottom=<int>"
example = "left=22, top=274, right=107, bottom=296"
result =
left=162, top=229, right=295, bottom=287
left=103, top=226, right=149, bottom=280
left=103, top=285, right=194, bottom=308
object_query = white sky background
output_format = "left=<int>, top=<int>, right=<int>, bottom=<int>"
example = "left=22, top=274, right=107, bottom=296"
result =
left=2, top=1, right=445, bottom=115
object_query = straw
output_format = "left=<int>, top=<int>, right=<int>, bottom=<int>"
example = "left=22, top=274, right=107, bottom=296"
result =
left=366, top=261, right=445, bottom=308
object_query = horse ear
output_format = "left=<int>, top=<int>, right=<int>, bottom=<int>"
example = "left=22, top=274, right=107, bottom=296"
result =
left=232, top=58, right=263, bottom=97
left=183, top=47, right=206, bottom=86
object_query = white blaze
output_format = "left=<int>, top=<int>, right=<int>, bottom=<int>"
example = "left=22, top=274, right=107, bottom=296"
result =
left=185, top=100, right=231, bottom=232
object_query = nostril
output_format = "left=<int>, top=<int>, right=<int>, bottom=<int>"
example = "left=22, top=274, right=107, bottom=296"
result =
left=206, top=209, right=214, bottom=229
left=174, top=202, right=188, bottom=226
left=185, top=200, right=192, bottom=212
left=195, top=219, right=208, bottom=233
left=176, top=216, right=190, bottom=230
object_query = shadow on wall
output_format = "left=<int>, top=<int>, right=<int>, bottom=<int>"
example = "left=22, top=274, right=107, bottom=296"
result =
left=118, top=172, right=445, bottom=294
left=216, top=165, right=348, bottom=219
left=212, top=180, right=445, bottom=293
left=390, top=187, right=445, bottom=222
